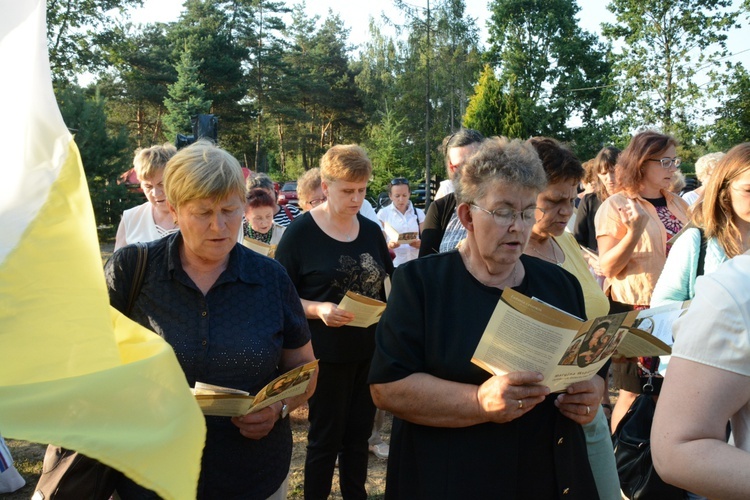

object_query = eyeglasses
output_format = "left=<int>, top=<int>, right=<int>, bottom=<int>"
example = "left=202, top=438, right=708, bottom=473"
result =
left=390, top=178, right=409, bottom=186
left=648, top=157, right=682, bottom=169
left=471, top=204, right=537, bottom=226
left=308, top=197, right=326, bottom=207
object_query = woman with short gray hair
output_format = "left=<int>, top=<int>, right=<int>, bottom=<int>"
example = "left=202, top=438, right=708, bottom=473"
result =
left=370, top=136, right=602, bottom=498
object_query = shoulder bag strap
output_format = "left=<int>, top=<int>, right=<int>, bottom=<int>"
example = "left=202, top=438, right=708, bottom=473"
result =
left=413, top=204, right=422, bottom=238
left=696, top=227, right=707, bottom=278
left=125, top=242, right=148, bottom=317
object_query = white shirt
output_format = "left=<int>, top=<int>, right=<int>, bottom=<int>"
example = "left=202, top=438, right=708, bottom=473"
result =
left=359, top=199, right=379, bottom=224
left=115, top=202, right=178, bottom=250
left=377, top=201, right=425, bottom=266
left=434, top=179, right=454, bottom=200
left=672, top=254, right=750, bottom=452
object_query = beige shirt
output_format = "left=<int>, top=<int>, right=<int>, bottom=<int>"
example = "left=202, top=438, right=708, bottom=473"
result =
left=594, top=190, right=689, bottom=306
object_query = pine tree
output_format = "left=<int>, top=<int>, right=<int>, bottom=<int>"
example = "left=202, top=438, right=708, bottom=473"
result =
left=163, top=50, right=212, bottom=141
left=464, top=65, right=505, bottom=137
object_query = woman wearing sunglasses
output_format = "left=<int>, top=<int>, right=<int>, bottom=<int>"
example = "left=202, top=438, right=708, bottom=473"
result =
left=377, top=178, right=425, bottom=267
left=594, top=130, right=689, bottom=431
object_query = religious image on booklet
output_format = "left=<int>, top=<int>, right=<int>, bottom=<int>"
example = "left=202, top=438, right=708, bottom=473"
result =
left=193, top=360, right=318, bottom=417
left=471, top=288, right=689, bottom=392
left=382, top=221, right=419, bottom=245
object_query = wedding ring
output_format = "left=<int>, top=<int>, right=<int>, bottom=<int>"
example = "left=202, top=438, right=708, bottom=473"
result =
left=586, top=405, right=591, bottom=415
left=517, top=399, right=523, bottom=410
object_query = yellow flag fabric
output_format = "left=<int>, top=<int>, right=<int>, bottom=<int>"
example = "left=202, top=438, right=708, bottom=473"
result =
left=0, top=1, right=206, bottom=498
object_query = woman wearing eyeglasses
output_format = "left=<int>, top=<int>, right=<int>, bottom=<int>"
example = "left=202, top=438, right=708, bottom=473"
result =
left=370, top=137, right=602, bottom=498
left=594, top=130, right=689, bottom=431
left=377, top=178, right=425, bottom=266
left=242, top=188, right=286, bottom=257
left=297, top=168, right=327, bottom=211
left=524, top=137, right=619, bottom=500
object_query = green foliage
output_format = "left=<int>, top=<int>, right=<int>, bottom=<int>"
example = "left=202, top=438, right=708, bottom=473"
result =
left=163, top=50, right=212, bottom=140
left=56, top=85, right=140, bottom=227
left=602, top=0, right=740, bottom=140
left=366, top=107, right=414, bottom=197
left=712, top=64, right=750, bottom=150
left=486, top=0, right=610, bottom=139
left=464, top=65, right=504, bottom=136
left=46, top=0, right=143, bottom=82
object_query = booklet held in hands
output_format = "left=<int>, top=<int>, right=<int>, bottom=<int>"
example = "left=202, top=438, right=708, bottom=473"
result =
left=337, top=291, right=386, bottom=328
left=193, top=360, right=318, bottom=417
left=471, top=288, right=685, bottom=392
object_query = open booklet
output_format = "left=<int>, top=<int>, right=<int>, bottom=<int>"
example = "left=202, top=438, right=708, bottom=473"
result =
left=382, top=221, right=419, bottom=245
left=471, top=288, right=689, bottom=392
left=243, top=236, right=277, bottom=258
left=193, top=360, right=318, bottom=417
left=337, top=291, right=387, bottom=328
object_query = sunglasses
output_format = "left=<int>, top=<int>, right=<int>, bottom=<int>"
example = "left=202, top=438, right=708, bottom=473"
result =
left=390, top=178, right=409, bottom=186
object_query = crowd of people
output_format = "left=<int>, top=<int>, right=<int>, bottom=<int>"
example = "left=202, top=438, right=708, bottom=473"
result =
left=18, top=130, right=750, bottom=499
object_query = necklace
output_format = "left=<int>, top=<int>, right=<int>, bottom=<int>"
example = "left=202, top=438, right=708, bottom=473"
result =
left=529, top=238, right=563, bottom=266
left=334, top=218, right=356, bottom=241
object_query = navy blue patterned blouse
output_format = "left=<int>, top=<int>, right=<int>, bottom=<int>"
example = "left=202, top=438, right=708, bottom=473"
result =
left=105, top=232, right=310, bottom=499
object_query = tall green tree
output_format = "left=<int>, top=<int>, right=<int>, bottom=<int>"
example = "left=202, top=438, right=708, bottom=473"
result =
left=366, top=107, right=415, bottom=196
left=163, top=50, right=212, bottom=140
left=97, top=23, right=176, bottom=147
left=167, top=0, right=249, bottom=152
left=602, top=0, right=741, bottom=138
left=56, top=85, right=136, bottom=227
left=486, top=0, right=610, bottom=139
left=712, top=64, right=750, bottom=150
left=464, top=65, right=505, bottom=137
left=47, top=0, right=143, bottom=82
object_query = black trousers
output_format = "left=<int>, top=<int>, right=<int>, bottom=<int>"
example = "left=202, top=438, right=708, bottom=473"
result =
left=304, top=359, right=376, bottom=500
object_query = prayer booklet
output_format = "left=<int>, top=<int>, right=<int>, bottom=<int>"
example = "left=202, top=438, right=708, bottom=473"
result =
left=243, top=236, right=277, bottom=258
left=471, top=288, right=688, bottom=392
left=337, top=291, right=387, bottom=328
left=383, top=221, right=419, bottom=245
left=193, top=360, right=318, bottom=417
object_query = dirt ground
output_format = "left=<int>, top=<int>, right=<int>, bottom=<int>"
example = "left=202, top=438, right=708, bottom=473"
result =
left=2, top=405, right=390, bottom=499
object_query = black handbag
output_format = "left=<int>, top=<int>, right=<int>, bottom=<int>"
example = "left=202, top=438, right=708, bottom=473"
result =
left=611, top=379, right=684, bottom=500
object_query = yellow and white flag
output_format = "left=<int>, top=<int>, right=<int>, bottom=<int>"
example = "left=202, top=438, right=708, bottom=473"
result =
left=0, top=1, right=205, bottom=498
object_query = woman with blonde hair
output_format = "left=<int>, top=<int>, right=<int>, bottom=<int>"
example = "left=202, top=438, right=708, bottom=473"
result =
left=681, top=151, right=725, bottom=206
left=653, top=143, right=750, bottom=306
left=114, top=143, right=178, bottom=250
left=276, top=144, right=392, bottom=499
left=595, top=130, right=689, bottom=431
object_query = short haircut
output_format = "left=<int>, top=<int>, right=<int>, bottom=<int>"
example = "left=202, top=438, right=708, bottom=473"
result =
left=133, top=143, right=177, bottom=181
left=441, top=129, right=485, bottom=167
left=320, top=144, right=372, bottom=183
left=617, top=130, right=678, bottom=194
left=164, top=140, right=245, bottom=209
left=670, top=170, right=686, bottom=193
left=246, top=172, right=276, bottom=193
left=526, top=136, right=584, bottom=185
left=454, top=136, right=546, bottom=205
left=245, top=187, right=276, bottom=209
left=297, top=168, right=322, bottom=207
left=694, top=152, right=725, bottom=184
left=695, top=142, right=750, bottom=258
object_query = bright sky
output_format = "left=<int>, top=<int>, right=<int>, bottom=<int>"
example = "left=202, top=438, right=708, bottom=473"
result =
left=127, top=0, right=749, bottom=71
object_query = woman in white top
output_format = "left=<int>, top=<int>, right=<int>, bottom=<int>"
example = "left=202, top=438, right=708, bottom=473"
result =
left=377, top=178, right=425, bottom=266
left=114, top=144, right=179, bottom=250
left=681, top=152, right=725, bottom=206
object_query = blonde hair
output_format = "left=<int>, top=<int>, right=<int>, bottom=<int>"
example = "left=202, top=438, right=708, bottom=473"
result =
left=297, top=168, right=322, bottom=207
left=320, top=145, right=372, bottom=183
left=133, top=143, right=177, bottom=181
left=670, top=170, right=686, bottom=194
left=695, top=152, right=725, bottom=184
left=164, top=140, right=245, bottom=209
left=694, top=143, right=750, bottom=258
